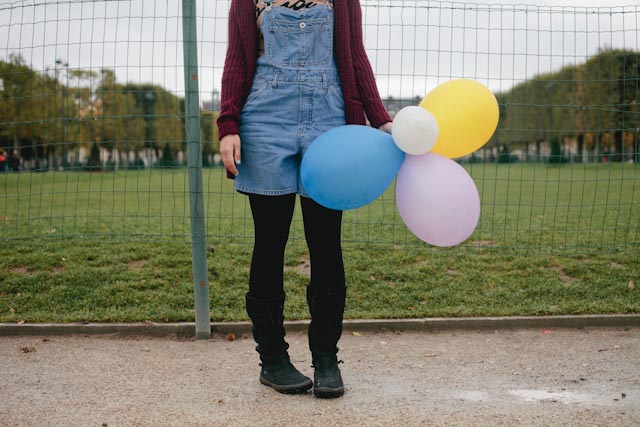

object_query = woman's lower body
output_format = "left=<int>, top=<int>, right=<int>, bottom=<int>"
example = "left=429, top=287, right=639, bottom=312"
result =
left=244, top=193, right=347, bottom=398
left=248, top=193, right=344, bottom=299
left=239, top=62, right=348, bottom=398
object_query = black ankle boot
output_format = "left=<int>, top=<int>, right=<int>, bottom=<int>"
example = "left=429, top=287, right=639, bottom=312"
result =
left=307, top=285, right=347, bottom=398
left=312, top=353, right=344, bottom=398
left=246, top=292, right=312, bottom=394
left=260, top=352, right=313, bottom=394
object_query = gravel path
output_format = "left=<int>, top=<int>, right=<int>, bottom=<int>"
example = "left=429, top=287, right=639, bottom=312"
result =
left=1, top=327, right=639, bottom=426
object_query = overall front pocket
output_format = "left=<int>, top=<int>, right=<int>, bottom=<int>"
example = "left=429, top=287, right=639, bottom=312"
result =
left=267, top=17, right=332, bottom=67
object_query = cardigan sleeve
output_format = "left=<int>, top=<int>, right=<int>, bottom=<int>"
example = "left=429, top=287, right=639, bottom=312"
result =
left=348, top=0, right=392, bottom=129
left=217, top=1, right=247, bottom=140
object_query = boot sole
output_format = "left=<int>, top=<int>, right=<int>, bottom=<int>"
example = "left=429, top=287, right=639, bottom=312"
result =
left=313, top=386, right=345, bottom=399
left=259, top=375, right=313, bottom=394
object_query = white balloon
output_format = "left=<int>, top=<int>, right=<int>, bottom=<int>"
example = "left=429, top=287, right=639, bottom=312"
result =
left=391, top=106, right=439, bottom=155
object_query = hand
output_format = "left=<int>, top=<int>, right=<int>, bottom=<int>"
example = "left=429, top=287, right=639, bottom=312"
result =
left=378, top=122, right=393, bottom=134
left=220, top=134, right=241, bottom=176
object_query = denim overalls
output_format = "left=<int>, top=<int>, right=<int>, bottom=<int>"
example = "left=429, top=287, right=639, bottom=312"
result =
left=236, top=0, right=346, bottom=197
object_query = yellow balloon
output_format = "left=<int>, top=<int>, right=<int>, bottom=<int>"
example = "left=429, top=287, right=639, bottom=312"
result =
left=419, top=79, right=499, bottom=159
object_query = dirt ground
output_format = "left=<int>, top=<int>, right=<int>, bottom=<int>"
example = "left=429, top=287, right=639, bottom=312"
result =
left=1, top=326, right=639, bottom=427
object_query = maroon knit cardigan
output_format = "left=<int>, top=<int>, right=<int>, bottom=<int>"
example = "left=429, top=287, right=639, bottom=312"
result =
left=216, top=0, right=392, bottom=140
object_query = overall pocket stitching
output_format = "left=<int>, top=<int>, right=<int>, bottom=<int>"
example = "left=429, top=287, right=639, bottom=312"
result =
left=267, top=18, right=331, bottom=67
left=243, top=79, right=272, bottom=110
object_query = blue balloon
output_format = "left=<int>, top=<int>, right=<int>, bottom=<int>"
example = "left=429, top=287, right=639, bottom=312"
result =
left=301, top=125, right=405, bottom=210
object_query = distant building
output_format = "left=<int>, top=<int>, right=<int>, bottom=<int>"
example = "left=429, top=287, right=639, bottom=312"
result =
left=382, top=96, right=423, bottom=118
left=202, top=89, right=220, bottom=112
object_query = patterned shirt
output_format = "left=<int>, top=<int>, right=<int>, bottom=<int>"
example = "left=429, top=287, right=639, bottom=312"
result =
left=255, top=0, right=329, bottom=56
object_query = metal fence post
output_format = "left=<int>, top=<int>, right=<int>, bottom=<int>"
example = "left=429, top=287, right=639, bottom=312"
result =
left=182, top=0, right=211, bottom=339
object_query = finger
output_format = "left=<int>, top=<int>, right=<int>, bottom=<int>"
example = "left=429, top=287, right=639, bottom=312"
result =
left=220, top=145, right=233, bottom=169
left=227, top=165, right=239, bottom=176
left=233, top=140, right=241, bottom=165
left=220, top=150, right=234, bottom=173
left=229, top=160, right=239, bottom=176
left=225, top=156, right=238, bottom=176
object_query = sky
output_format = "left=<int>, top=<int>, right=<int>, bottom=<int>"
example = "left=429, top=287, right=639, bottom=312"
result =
left=0, top=0, right=638, bottom=101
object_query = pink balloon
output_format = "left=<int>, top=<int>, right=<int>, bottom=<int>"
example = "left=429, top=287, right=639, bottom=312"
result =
left=395, top=153, right=480, bottom=247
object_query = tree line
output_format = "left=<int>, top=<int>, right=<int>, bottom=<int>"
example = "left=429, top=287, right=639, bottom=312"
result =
left=0, top=53, right=217, bottom=171
left=2, top=48, right=639, bottom=171
left=492, top=48, right=640, bottom=163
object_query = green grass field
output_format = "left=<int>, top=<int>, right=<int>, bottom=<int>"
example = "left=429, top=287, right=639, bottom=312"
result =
left=2, top=163, right=638, bottom=251
left=1, top=163, right=639, bottom=323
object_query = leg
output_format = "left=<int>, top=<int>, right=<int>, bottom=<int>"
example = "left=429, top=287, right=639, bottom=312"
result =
left=248, top=193, right=296, bottom=299
left=245, top=193, right=312, bottom=394
left=301, top=196, right=345, bottom=290
left=300, top=196, right=346, bottom=398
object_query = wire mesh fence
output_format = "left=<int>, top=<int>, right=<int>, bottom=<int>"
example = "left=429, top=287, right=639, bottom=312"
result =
left=0, top=0, right=639, bottom=254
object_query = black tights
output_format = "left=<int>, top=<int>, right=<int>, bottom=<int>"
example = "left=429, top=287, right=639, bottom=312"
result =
left=248, top=193, right=345, bottom=299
